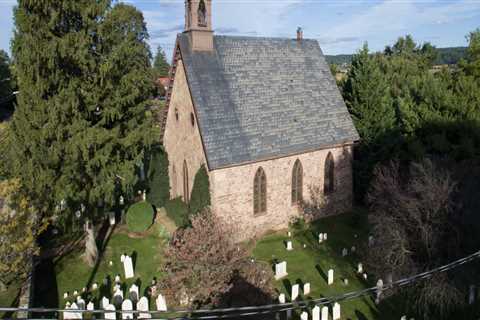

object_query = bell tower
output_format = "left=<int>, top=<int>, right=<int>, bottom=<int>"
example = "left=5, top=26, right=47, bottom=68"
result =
left=185, top=0, right=213, bottom=51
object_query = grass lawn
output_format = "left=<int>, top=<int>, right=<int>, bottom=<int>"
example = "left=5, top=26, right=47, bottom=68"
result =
left=253, top=211, right=405, bottom=320
left=0, top=282, right=21, bottom=318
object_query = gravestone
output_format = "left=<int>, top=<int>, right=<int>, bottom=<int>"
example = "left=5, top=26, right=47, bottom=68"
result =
left=321, top=306, right=329, bottom=320
left=129, top=284, right=139, bottom=302
left=319, top=233, right=324, bottom=243
left=101, top=297, right=110, bottom=309
left=357, top=263, right=363, bottom=273
left=113, top=288, right=124, bottom=306
left=137, top=297, right=151, bottom=319
left=156, top=294, right=167, bottom=311
left=363, top=273, right=368, bottom=280
left=323, top=233, right=328, bottom=240
left=303, top=283, right=311, bottom=295
left=105, top=304, right=116, bottom=320
left=275, top=261, right=288, bottom=280
left=73, top=290, right=78, bottom=296
left=344, top=278, right=349, bottom=286
left=70, top=302, right=82, bottom=320
left=351, top=246, right=356, bottom=253
left=469, top=285, right=476, bottom=305
left=278, top=293, right=286, bottom=304
left=288, top=231, right=292, bottom=237
left=333, top=302, right=341, bottom=320
left=87, top=302, right=94, bottom=311
left=368, top=236, right=374, bottom=247
left=387, top=273, right=393, bottom=284
left=64, top=292, right=69, bottom=299
left=121, top=254, right=126, bottom=263
left=286, top=309, right=292, bottom=320
left=286, top=241, right=293, bottom=251
left=66, top=302, right=71, bottom=308
left=300, top=311, right=308, bottom=320
left=312, top=306, right=320, bottom=320
left=342, top=248, right=348, bottom=257
left=401, top=316, right=407, bottom=320
left=121, top=299, right=133, bottom=319
left=123, top=256, right=134, bottom=279
left=76, top=297, right=85, bottom=310
left=376, top=279, right=384, bottom=303
left=109, top=212, right=116, bottom=226
left=328, top=269, right=334, bottom=285
left=291, top=284, right=299, bottom=301
left=92, top=283, right=98, bottom=291
left=115, top=275, right=121, bottom=283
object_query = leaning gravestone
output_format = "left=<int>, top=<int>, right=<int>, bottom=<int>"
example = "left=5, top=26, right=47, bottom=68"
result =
left=275, top=261, right=288, bottom=280
left=328, top=269, right=334, bottom=285
left=312, top=306, right=320, bottom=320
left=332, top=302, right=341, bottom=320
left=321, top=306, right=329, bottom=320
left=291, top=284, right=299, bottom=301
left=137, top=297, right=151, bottom=319
left=156, top=294, right=167, bottom=311
left=129, top=284, right=139, bottom=302
left=300, top=311, right=308, bottom=320
left=303, top=283, right=311, bottom=295
left=124, top=256, right=134, bottom=279
left=105, top=304, right=116, bottom=320
left=121, top=299, right=133, bottom=319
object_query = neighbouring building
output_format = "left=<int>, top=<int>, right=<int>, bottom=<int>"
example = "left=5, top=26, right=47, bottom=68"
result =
left=161, top=0, right=359, bottom=240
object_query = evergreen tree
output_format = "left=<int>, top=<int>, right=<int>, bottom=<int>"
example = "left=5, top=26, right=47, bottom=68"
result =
left=189, top=164, right=211, bottom=215
left=152, top=46, right=170, bottom=78
left=11, top=1, right=154, bottom=264
left=0, top=50, right=12, bottom=99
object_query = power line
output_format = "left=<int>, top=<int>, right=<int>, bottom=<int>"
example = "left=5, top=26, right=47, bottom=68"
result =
left=1, top=249, right=479, bottom=319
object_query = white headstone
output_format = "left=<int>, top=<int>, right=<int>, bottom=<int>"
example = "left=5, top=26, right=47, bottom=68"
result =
left=69, top=302, right=82, bottom=320
left=87, top=302, right=94, bottom=311
left=113, top=288, right=124, bottom=306
left=312, top=306, right=320, bottom=320
left=377, top=279, right=384, bottom=290
left=332, top=302, right=341, bottom=320
left=66, top=302, right=71, bottom=308
left=142, top=190, right=147, bottom=201
left=286, top=241, right=293, bottom=251
left=321, top=306, right=329, bottom=320
left=137, top=297, right=151, bottom=319
left=319, top=233, right=324, bottom=243
left=300, top=311, right=308, bottom=320
left=401, top=316, right=407, bottom=320
left=73, top=290, right=78, bottom=296
left=92, top=283, right=98, bottom=291
left=129, top=284, right=139, bottom=302
left=357, top=263, right=363, bottom=273
left=342, top=248, right=348, bottom=257
left=303, top=283, right=311, bottom=295
left=121, top=299, right=133, bottom=319
left=288, top=231, right=292, bottom=237
left=120, top=255, right=126, bottom=263
left=344, top=278, right=349, bottom=286
left=123, top=256, right=134, bottom=279
left=469, top=285, right=476, bottom=305
left=328, top=269, right=334, bottom=285
left=275, top=261, right=288, bottom=280
left=76, top=297, right=85, bottom=310
left=109, top=212, right=116, bottom=225
left=64, top=292, right=69, bottom=299
left=156, top=294, right=167, bottom=311
left=115, top=275, right=121, bottom=283
left=363, top=273, right=368, bottom=280
left=278, top=293, right=286, bottom=304
left=291, top=284, right=299, bottom=301
left=323, top=233, right=328, bottom=240
left=101, top=297, right=110, bottom=309
left=105, top=304, right=116, bottom=320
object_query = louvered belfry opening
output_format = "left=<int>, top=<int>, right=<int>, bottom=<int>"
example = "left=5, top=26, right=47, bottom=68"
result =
left=253, top=167, right=267, bottom=215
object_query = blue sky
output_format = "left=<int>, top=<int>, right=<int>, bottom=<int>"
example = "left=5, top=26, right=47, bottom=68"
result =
left=1, top=0, right=480, bottom=58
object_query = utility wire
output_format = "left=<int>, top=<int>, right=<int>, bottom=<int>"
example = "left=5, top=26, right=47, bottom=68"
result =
left=1, top=249, right=479, bottom=319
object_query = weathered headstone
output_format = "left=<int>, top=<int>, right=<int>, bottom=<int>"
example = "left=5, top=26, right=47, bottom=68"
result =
left=109, top=212, right=116, bottom=226
left=64, top=292, right=69, bottom=299
left=376, top=279, right=384, bottom=303
left=333, top=302, right=341, bottom=320
left=303, top=283, right=311, bottom=295
left=286, top=241, right=293, bottom=251
left=115, top=275, right=121, bottom=283
left=76, top=297, right=85, bottom=310
left=321, top=306, right=329, bottom=320
left=87, top=302, right=94, bottom=311
left=300, top=311, right=308, bottom=320
left=469, top=285, right=476, bottom=305
left=323, top=233, right=328, bottom=241
left=342, top=248, right=348, bottom=257
left=73, top=290, right=78, bottom=296
left=123, top=256, right=134, bottom=279
left=312, top=306, right=320, bottom=320
left=156, top=294, right=167, bottom=311
left=328, top=269, right=334, bottom=285
left=291, top=284, right=299, bottom=301
left=121, top=299, right=133, bottom=319
left=129, top=284, right=139, bottom=302
left=278, top=293, right=286, bottom=304
left=357, top=263, right=363, bottom=273
left=113, top=288, right=124, bottom=306
left=105, top=304, right=116, bottom=320
left=120, top=254, right=126, bottom=263
left=92, top=283, right=98, bottom=291
left=319, top=233, right=324, bottom=243
left=137, top=297, right=151, bottom=319
left=275, top=261, right=288, bottom=280
left=101, top=297, right=110, bottom=309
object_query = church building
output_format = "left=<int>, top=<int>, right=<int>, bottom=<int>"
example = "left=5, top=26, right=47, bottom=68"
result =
left=161, top=0, right=359, bottom=240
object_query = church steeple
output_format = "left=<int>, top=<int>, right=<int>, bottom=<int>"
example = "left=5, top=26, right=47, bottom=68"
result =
left=185, top=0, right=213, bottom=51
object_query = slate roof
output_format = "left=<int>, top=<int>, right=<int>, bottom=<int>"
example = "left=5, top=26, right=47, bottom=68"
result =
left=177, top=33, right=359, bottom=170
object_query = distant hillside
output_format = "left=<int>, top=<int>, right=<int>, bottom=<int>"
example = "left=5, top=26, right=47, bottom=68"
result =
left=326, top=46, right=467, bottom=66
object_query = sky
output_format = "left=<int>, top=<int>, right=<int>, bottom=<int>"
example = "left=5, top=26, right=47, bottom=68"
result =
left=1, top=0, right=480, bottom=58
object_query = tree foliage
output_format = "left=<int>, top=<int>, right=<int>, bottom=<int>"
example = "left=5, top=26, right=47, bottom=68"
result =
left=189, top=164, right=211, bottom=216
left=153, top=46, right=170, bottom=78
left=0, top=50, right=12, bottom=99
left=161, top=210, right=275, bottom=308
left=146, top=146, right=170, bottom=209
left=10, top=1, right=154, bottom=227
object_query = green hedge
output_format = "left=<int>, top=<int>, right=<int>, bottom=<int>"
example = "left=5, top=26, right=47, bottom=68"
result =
left=165, top=198, right=189, bottom=228
left=189, top=164, right=211, bottom=215
left=146, top=146, right=170, bottom=209
left=126, top=201, right=155, bottom=233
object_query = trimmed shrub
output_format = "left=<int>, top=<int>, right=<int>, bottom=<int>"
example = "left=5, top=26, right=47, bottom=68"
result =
left=189, top=164, right=211, bottom=215
left=126, top=201, right=155, bottom=233
left=146, top=146, right=170, bottom=208
left=165, top=198, right=189, bottom=228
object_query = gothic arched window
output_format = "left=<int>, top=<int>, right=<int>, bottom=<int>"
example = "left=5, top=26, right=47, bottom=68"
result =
left=324, top=152, right=335, bottom=194
left=183, top=160, right=190, bottom=203
left=291, top=159, right=303, bottom=205
left=253, top=167, right=267, bottom=215
left=198, top=0, right=207, bottom=27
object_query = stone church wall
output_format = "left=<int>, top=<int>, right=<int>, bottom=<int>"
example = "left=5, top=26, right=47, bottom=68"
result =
left=209, top=145, right=354, bottom=241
